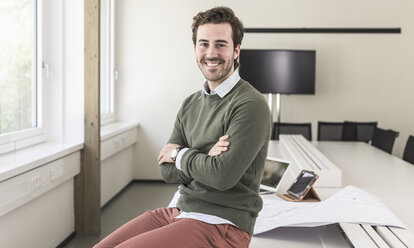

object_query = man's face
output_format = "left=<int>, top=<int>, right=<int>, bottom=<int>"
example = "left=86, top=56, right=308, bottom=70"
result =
left=195, top=23, right=240, bottom=85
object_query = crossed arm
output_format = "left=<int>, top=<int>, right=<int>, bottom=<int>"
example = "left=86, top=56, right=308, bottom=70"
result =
left=157, top=135, right=231, bottom=185
left=157, top=134, right=230, bottom=165
left=158, top=98, right=270, bottom=189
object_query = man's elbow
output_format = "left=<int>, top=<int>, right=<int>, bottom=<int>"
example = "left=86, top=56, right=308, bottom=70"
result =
left=160, top=165, right=177, bottom=183
left=160, top=172, right=174, bottom=183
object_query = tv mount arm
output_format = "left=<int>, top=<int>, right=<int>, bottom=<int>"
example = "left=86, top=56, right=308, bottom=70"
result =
left=267, top=93, right=281, bottom=124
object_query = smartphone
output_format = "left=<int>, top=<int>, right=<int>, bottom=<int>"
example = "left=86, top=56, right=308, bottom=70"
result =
left=287, top=170, right=318, bottom=200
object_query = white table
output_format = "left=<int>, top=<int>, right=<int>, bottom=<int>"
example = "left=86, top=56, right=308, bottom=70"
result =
left=250, top=141, right=414, bottom=247
left=316, top=141, right=414, bottom=232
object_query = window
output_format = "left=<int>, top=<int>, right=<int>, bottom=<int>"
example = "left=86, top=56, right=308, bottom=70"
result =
left=100, top=0, right=116, bottom=125
left=0, top=0, right=44, bottom=154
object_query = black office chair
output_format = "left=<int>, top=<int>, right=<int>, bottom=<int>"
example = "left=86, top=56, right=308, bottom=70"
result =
left=371, top=127, right=399, bottom=154
left=272, top=122, right=312, bottom=141
left=317, top=121, right=344, bottom=141
left=343, top=121, right=378, bottom=142
left=403, top=135, right=414, bottom=165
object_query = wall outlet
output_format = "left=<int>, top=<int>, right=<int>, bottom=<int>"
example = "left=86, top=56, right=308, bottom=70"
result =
left=30, top=176, right=42, bottom=192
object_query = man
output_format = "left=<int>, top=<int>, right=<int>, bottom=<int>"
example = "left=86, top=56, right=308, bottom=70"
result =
left=94, top=6, right=270, bottom=248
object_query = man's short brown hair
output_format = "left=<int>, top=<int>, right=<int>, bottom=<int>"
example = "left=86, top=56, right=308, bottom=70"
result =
left=192, top=7, right=244, bottom=68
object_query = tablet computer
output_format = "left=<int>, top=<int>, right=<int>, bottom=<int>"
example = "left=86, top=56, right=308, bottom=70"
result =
left=259, top=158, right=290, bottom=193
left=286, top=170, right=319, bottom=200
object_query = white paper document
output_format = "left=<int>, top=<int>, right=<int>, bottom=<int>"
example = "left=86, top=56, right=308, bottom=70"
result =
left=254, top=186, right=406, bottom=235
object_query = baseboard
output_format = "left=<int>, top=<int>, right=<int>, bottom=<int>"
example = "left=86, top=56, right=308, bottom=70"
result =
left=56, top=232, right=76, bottom=248
left=132, top=179, right=165, bottom=183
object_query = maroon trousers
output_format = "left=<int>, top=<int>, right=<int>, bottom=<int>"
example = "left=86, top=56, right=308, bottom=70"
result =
left=93, top=207, right=251, bottom=248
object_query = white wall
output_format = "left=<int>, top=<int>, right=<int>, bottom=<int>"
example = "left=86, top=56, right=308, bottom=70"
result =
left=101, top=146, right=135, bottom=206
left=115, top=0, right=414, bottom=179
left=0, top=179, right=75, bottom=248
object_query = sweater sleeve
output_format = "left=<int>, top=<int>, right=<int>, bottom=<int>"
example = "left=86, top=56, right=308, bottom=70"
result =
left=160, top=162, right=192, bottom=184
left=179, top=98, right=271, bottom=191
left=159, top=100, right=193, bottom=184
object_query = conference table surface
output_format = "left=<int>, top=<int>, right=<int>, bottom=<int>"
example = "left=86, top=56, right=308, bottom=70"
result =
left=250, top=141, right=414, bottom=247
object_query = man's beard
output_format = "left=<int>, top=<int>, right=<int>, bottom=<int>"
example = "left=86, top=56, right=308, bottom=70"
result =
left=197, top=57, right=233, bottom=83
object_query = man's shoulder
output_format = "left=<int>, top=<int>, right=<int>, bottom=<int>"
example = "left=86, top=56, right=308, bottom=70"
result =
left=231, top=79, right=267, bottom=104
left=177, top=90, right=203, bottom=111
left=183, top=90, right=202, bottom=103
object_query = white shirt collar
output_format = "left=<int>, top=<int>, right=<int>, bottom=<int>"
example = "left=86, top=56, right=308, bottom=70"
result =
left=201, top=70, right=241, bottom=98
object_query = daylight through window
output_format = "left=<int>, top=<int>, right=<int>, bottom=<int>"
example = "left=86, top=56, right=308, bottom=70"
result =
left=0, top=0, right=38, bottom=135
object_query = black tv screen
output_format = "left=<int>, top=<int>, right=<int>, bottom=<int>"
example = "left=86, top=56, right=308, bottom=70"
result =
left=239, top=49, right=316, bottom=94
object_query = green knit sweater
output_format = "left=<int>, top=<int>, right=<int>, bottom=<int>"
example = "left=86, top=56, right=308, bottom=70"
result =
left=160, top=79, right=271, bottom=235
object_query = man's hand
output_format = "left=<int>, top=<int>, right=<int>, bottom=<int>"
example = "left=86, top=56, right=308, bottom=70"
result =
left=208, top=135, right=230, bottom=157
left=158, top=143, right=182, bottom=165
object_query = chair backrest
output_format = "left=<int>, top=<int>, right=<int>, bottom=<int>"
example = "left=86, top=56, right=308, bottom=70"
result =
left=342, top=122, right=357, bottom=141
left=343, top=121, right=378, bottom=142
left=371, top=127, right=399, bottom=154
left=272, top=122, right=312, bottom=141
left=317, top=121, right=344, bottom=141
left=403, top=135, right=414, bottom=165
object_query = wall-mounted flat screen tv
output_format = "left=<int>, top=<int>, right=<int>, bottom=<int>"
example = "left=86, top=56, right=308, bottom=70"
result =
left=239, top=49, right=316, bottom=94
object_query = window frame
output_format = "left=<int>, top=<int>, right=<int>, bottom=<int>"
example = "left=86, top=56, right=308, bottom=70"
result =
left=0, top=0, right=45, bottom=155
left=100, top=0, right=116, bottom=126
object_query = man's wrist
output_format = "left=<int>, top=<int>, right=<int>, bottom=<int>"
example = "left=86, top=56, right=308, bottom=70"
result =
left=175, top=147, right=189, bottom=170
left=171, top=146, right=184, bottom=162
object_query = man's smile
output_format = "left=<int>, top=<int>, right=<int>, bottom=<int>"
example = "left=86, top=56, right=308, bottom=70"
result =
left=203, top=59, right=224, bottom=69
left=206, top=62, right=220, bottom=67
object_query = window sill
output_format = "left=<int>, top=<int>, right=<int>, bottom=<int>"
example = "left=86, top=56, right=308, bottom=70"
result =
left=0, top=141, right=84, bottom=182
left=101, top=121, right=139, bottom=141
left=0, top=121, right=139, bottom=182
left=101, top=121, right=139, bottom=161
